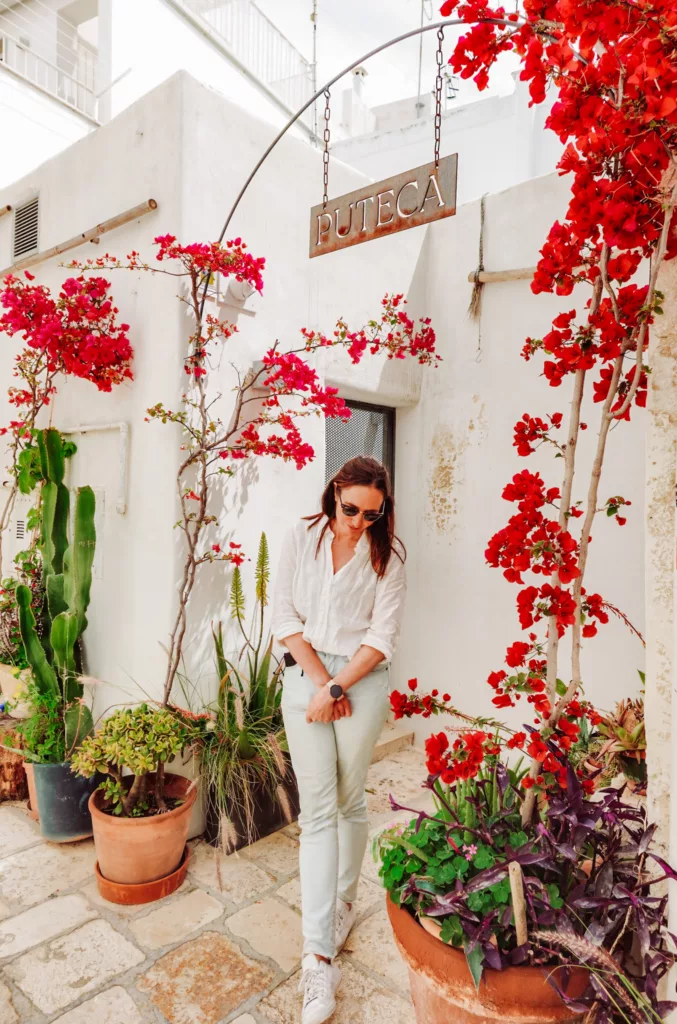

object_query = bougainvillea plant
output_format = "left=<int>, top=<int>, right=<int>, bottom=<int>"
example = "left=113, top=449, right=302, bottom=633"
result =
left=431, top=0, right=677, bottom=821
left=377, top=0, right=677, bottom=1017
left=0, top=272, right=133, bottom=573
left=70, top=237, right=438, bottom=705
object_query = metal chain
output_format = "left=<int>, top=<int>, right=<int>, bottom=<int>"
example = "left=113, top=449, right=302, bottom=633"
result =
left=322, top=88, right=331, bottom=207
left=434, top=27, right=444, bottom=167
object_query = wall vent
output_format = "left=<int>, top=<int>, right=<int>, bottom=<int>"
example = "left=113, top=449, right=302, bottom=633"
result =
left=13, top=196, right=39, bottom=260
left=15, top=519, right=25, bottom=541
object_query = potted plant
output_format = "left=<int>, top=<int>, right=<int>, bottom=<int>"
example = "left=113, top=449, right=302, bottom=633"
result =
left=71, top=704, right=196, bottom=905
left=14, top=428, right=100, bottom=840
left=187, top=533, right=299, bottom=852
left=596, top=698, right=647, bottom=795
left=375, top=688, right=677, bottom=1024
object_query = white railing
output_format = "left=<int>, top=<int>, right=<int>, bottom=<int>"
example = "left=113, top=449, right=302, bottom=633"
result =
left=0, top=30, right=97, bottom=118
left=184, top=0, right=314, bottom=122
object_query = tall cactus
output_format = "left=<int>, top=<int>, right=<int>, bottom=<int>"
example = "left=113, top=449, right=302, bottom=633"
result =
left=18, top=429, right=96, bottom=753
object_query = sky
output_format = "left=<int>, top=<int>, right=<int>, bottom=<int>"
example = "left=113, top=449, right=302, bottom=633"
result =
left=255, top=0, right=519, bottom=112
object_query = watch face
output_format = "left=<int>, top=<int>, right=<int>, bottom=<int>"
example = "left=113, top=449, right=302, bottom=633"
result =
left=330, top=683, right=343, bottom=700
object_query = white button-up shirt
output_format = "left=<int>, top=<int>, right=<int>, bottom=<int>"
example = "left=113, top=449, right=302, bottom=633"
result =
left=271, top=517, right=407, bottom=662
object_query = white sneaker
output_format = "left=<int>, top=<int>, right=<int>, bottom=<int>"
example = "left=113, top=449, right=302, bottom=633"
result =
left=335, top=899, right=357, bottom=953
left=299, top=954, right=341, bottom=1024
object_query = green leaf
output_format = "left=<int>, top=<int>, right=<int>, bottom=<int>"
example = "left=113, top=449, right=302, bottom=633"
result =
left=440, top=914, right=463, bottom=946
left=473, top=846, right=495, bottom=870
left=545, top=883, right=564, bottom=910
left=509, top=831, right=529, bottom=849
left=464, top=940, right=484, bottom=992
left=555, top=678, right=567, bottom=697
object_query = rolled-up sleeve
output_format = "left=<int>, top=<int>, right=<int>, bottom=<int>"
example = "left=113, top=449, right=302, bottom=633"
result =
left=362, top=550, right=407, bottom=662
left=271, top=525, right=306, bottom=643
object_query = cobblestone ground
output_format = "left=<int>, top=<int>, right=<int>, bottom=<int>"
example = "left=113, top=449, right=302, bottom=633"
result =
left=0, top=746, right=432, bottom=1024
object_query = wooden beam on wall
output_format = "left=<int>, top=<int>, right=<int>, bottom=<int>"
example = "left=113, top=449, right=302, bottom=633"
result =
left=0, top=199, right=158, bottom=278
left=467, top=267, right=537, bottom=284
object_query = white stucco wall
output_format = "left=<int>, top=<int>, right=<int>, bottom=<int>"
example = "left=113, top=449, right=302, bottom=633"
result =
left=0, top=71, right=426, bottom=720
left=395, top=175, right=646, bottom=741
left=0, top=72, right=645, bottom=741
left=332, top=77, right=563, bottom=207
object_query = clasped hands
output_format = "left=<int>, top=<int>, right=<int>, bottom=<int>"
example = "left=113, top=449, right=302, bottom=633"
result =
left=305, top=682, right=353, bottom=724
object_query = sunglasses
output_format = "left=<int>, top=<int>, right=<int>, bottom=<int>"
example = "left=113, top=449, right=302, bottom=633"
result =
left=337, top=488, right=385, bottom=523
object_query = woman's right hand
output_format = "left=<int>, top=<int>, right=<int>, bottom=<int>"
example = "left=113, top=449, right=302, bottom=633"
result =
left=332, top=696, right=352, bottom=721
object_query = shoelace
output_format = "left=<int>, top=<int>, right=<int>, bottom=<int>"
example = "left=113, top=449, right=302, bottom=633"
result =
left=303, top=966, right=330, bottom=1005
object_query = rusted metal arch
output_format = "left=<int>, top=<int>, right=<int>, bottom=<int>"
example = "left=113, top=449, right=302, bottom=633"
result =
left=215, top=17, right=517, bottom=244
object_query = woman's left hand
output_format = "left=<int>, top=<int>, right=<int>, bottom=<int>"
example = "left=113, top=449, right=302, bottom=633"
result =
left=306, top=685, right=336, bottom=724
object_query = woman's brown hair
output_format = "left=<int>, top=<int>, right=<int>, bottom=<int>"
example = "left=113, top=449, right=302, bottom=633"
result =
left=305, top=456, right=405, bottom=578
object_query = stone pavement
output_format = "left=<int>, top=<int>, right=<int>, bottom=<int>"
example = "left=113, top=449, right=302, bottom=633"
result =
left=0, top=746, right=432, bottom=1024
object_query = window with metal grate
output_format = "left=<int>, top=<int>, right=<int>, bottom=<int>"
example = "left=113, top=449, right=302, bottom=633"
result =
left=13, top=196, right=39, bottom=260
left=325, top=400, right=395, bottom=486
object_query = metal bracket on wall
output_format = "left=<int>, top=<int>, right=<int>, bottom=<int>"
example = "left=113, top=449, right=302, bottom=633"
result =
left=59, top=422, right=130, bottom=515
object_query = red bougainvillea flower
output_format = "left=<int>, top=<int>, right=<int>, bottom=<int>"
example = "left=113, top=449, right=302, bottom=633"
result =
left=1, top=273, right=134, bottom=392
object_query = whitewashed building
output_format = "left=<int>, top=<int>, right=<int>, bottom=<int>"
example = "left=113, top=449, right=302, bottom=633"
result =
left=0, top=70, right=649, bottom=741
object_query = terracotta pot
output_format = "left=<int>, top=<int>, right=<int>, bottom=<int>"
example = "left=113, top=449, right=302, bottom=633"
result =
left=23, top=762, right=39, bottom=822
left=387, top=896, right=589, bottom=1024
left=95, top=846, right=191, bottom=906
left=89, top=772, right=197, bottom=885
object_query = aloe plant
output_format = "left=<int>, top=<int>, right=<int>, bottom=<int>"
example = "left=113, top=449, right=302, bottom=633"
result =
left=196, top=533, right=291, bottom=850
left=17, top=429, right=96, bottom=754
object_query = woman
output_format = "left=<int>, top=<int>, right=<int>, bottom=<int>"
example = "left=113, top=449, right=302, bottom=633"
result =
left=272, top=456, right=407, bottom=1024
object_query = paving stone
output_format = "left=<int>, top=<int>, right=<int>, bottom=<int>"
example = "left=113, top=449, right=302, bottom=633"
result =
left=137, top=931, right=274, bottom=1024
left=232, top=1016, right=258, bottom=1024
left=5, top=919, right=145, bottom=1014
left=227, top=898, right=302, bottom=972
left=260, top=957, right=416, bottom=1024
left=0, top=839, right=96, bottom=907
left=52, top=986, right=145, bottom=1024
left=365, top=749, right=428, bottom=817
left=344, top=906, right=410, bottom=995
left=189, top=842, right=275, bottom=904
left=276, top=875, right=383, bottom=920
left=281, top=823, right=300, bottom=839
left=361, top=838, right=384, bottom=886
left=0, top=807, right=41, bottom=857
left=0, top=979, right=18, bottom=1024
left=241, top=832, right=300, bottom=879
left=0, top=899, right=11, bottom=921
left=129, top=889, right=223, bottom=950
left=0, top=893, right=97, bottom=960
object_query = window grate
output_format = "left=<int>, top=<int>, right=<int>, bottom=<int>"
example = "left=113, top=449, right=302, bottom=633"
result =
left=13, top=196, right=39, bottom=260
left=325, top=400, right=395, bottom=486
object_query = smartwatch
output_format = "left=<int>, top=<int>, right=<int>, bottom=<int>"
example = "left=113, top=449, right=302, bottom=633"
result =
left=329, top=682, right=345, bottom=701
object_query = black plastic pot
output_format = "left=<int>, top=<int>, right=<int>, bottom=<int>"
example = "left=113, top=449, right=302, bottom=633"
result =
left=33, top=762, right=101, bottom=843
left=204, top=759, right=300, bottom=852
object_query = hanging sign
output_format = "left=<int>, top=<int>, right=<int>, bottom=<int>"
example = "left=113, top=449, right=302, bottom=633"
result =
left=309, top=154, right=457, bottom=258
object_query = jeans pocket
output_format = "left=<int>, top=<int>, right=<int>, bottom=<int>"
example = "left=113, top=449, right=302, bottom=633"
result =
left=281, top=665, right=312, bottom=713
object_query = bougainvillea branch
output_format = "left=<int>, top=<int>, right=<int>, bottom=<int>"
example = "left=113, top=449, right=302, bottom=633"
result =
left=72, top=240, right=438, bottom=704
left=0, top=272, right=134, bottom=573
left=434, top=0, right=677, bottom=823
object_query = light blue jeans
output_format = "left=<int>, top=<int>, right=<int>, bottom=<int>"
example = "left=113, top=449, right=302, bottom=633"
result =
left=282, top=653, right=391, bottom=960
